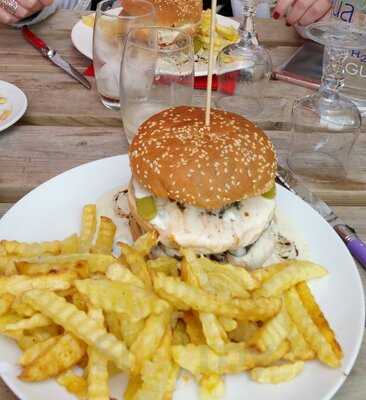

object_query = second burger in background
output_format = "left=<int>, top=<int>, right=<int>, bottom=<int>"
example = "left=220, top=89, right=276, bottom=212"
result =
left=149, top=0, right=203, bottom=34
left=127, top=106, right=297, bottom=269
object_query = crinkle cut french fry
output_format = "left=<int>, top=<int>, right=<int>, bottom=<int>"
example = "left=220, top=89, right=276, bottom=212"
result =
left=22, top=289, right=134, bottom=371
left=249, top=305, right=289, bottom=352
left=92, top=216, right=116, bottom=254
left=87, top=307, right=109, bottom=400
left=3, top=313, right=52, bottom=331
left=124, top=374, right=143, bottom=400
left=130, top=310, right=172, bottom=373
left=183, top=249, right=259, bottom=291
left=0, top=240, right=57, bottom=257
left=16, top=260, right=89, bottom=278
left=284, top=287, right=340, bottom=368
left=172, top=340, right=290, bottom=375
left=0, top=272, right=76, bottom=295
left=120, top=317, right=145, bottom=348
left=80, top=204, right=97, bottom=252
left=147, top=256, right=179, bottom=277
left=285, top=314, right=315, bottom=361
left=134, top=329, right=176, bottom=400
left=105, top=311, right=123, bottom=340
left=7, top=325, right=60, bottom=351
left=153, top=273, right=281, bottom=320
left=59, top=234, right=80, bottom=254
left=19, top=336, right=59, bottom=366
left=57, top=370, right=88, bottom=399
left=0, top=235, right=79, bottom=257
left=228, top=321, right=259, bottom=343
left=133, top=231, right=158, bottom=256
left=11, top=298, right=36, bottom=317
left=17, top=253, right=117, bottom=274
left=296, top=281, right=343, bottom=360
left=172, top=319, right=190, bottom=345
left=253, top=261, right=327, bottom=298
left=75, top=279, right=157, bottom=321
left=106, top=263, right=145, bottom=288
left=180, top=252, right=200, bottom=287
left=199, top=312, right=228, bottom=353
left=183, top=311, right=206, bottom=345
left=119, top=242, right=152, bottom=288
left=250, top=361, right=305, bottom=384
left=251, top=262, right=289, bottom=284
left=20, top=333, right=86, bottom=381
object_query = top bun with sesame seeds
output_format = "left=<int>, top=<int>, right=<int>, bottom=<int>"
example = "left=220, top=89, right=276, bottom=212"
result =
left=149, top=0, right=202, bottom=34
left=129, top=106, right=277, bottom=210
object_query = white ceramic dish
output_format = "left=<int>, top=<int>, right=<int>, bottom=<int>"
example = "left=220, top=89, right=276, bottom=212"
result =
left=0, top=81, right=27, bottom=132
left=70, top=14, right=240, bottom=76
left=0, top=154, right=364, bottom=400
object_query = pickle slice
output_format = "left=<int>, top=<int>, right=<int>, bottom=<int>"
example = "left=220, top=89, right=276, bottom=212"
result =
left=193, top=36, right=203, bottom=54
left=262, top=184, right=276, bottom=199
left=136, top=196, right=157, bottom=221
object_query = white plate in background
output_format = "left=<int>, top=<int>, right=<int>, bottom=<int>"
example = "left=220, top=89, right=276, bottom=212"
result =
left=70, top=14, right=240, bottom=76
left=0, top=81, right=27, bottom=132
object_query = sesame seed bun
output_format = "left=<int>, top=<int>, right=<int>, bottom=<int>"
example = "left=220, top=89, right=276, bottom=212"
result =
left=149, top=0, right=202, bottom=34
left=129, top=106, right=277, bottom=210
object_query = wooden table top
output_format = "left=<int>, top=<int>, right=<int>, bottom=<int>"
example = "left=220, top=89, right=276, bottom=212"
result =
left=0, top=10, right=365, bottom=400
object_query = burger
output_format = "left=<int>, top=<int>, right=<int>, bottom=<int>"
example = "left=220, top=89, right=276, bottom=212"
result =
left=127, top=106, right=279, bottom=269
left=148, top=0, right=203, bottom=35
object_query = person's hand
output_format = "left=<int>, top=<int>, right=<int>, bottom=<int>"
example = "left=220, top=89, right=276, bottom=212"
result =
left=0, top=0, right=53, bottom=25
left=272, top=0, right=332, bottom=26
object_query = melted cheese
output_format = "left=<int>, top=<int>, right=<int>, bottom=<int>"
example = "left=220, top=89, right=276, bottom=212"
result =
left=132, top=180, right=276, bottom=254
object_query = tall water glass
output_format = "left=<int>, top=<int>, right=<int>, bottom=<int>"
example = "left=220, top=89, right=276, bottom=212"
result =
left=93, top=0, right=155, bottom=110
left=120, top=26, right=194, bottom=143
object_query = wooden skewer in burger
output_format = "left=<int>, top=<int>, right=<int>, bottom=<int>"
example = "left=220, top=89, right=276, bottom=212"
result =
left=125, top=1, right=289, bottom=269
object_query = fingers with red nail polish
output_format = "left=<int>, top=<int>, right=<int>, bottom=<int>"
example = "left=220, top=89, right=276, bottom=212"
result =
left=272, top=0, right=332, bottom=26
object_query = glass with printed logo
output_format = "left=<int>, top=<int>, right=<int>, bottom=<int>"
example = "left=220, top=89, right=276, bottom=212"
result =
left=93, top=0, right=155, bottom=110
left=287, top=0, right=365, bottom=182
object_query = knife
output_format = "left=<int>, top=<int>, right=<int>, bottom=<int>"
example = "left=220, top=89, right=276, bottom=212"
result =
left=21, top=26, right=91, bottom=90
left=276, top=163, right=366, bottom=270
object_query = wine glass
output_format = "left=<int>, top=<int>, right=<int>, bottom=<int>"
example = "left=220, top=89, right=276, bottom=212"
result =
left=120, top=26, right=194, bottom=143
left=216, top=0, right=272, bottom=118
left=287, top=0, right=366, bottom=182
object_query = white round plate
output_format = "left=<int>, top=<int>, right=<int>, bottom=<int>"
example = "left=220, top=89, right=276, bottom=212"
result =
left=0, top=155, right=364, bottom=400
left=0, top=81, right=27, bottom=132
left=70, top=15, right=240, bottom=76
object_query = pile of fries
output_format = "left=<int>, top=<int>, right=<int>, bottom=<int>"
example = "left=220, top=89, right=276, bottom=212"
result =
left=194, top=10, right=239, bottom=62
left=81, top=14, right=95, bottom=28
left=0, top=204, right=342, bottom=399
